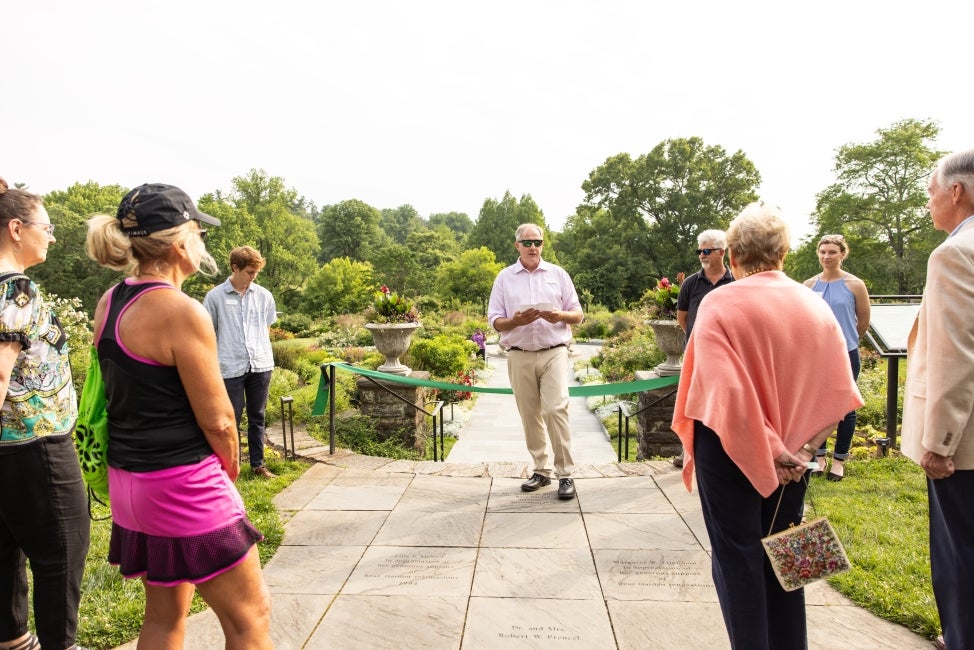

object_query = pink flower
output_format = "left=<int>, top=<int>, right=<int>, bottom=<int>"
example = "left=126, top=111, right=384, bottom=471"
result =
left=659, top=278, right=671, bottom=289
left=380, top=285, right=390, bottom=294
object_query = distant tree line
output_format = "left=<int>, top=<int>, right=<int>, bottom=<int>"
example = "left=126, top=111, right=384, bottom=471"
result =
left=29, top=118, right=945, bottom=319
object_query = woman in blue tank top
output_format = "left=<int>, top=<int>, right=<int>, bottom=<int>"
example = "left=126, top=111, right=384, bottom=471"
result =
left=803, top=234, right=871, bottom=481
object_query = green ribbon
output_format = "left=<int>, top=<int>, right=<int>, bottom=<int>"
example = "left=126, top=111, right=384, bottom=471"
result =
left=311, top=362, right=680, bottom=416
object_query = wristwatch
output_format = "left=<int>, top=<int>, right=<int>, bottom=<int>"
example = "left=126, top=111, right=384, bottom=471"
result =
left=800, top=443, right=817, bottom=455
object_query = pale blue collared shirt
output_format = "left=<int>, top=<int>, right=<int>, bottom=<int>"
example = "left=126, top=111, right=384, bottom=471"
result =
left=203, top=278, right=277, bottom=378
left=948, top=214, right=974, bottom=238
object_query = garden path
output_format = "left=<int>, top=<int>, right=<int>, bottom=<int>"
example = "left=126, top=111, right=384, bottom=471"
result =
left=445, top=342, right=618, bottom=465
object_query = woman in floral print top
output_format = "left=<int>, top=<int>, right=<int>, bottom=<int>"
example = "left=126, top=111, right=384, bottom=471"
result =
left=0, top=178, right=89, bottom=650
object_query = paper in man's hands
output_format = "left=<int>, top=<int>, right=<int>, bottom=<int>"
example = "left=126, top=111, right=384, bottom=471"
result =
left=518, top=302, right=555, bottom=313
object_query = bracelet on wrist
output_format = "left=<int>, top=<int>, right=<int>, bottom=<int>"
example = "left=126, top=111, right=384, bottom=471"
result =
left=801, top=443, right=817, bottom=455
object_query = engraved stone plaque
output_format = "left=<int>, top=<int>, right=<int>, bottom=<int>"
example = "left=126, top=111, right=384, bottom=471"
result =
left=595, top=549, right=718, bottom=601
left=343, top=546, right=476, bottom=596
left=462, top=597, right=614, bottom=648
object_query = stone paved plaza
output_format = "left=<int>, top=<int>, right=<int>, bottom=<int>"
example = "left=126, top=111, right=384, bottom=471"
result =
left=115, top=344, right=933, bottom=649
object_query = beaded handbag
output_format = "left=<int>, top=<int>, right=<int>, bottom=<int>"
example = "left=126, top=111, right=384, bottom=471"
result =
left=761, top=478, right=851, bottom=592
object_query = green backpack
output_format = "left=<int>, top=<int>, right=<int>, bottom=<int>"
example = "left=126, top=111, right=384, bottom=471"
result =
left=75, top=344, right=109, bottom=504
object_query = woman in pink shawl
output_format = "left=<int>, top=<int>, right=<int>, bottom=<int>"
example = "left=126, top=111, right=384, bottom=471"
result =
left=672, top=202, right=863, bottom=649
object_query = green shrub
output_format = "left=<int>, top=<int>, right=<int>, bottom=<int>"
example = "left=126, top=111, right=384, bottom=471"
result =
left=281, top=383, right=321, bottom=425
left=341, top=346, right=371, bottom=363
left=292, top=358, right=320, bottom=384
left=276, top=312, right=316, bottom=337
left=592, top=325, right=664, bottom=381
left=267, top=368, right=302, bottom=425
left=308, top=414, right=423, bottom=460
left=269, top=326, right=294, bottom=341
left=608, top=313, right=637, bottom=336
left=410, top=334, right=475, bottom=377
left=856, top=357, right=903, bottom=431
left=575, top=309, right=611, bottom=339
left=359, top=350, right=385, bottom=370
left=47, top=293, right=93, bottom=394
left=573, top=308, right=636, bottom=341
left=301, top=314, right=369, bottom=348
left=271, top=341, right=302, bottom=374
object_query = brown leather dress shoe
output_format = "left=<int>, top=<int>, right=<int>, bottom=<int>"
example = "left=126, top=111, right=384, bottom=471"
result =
left=252, top=466, right=277, bottom=479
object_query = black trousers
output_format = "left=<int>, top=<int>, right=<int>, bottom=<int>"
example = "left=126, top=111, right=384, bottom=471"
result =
left=224, top=370, right=273, bottom=468
left=693, top=421, right=809, bottom=650
left=929, top=470, right=974, bottom=649
left=0, top=434, right=90, bottom=649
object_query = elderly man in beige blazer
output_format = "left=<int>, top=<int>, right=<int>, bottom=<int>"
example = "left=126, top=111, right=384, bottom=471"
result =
left=901, top=148, right=974, bottom=650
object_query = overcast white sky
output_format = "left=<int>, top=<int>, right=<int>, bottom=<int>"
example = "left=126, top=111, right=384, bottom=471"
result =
left=3, top=1, right=970, bottom=244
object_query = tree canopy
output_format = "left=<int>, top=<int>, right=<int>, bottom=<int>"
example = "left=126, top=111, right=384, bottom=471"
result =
left=318, top=199, right=384, bottom=263
left=564, top=137, right=760, bottom=309
left=303, top=257, right=375, bottom=316
left=785, top=119, right=945, bottom=294
left=36, top=182, right=128, bottom=313
left=467, top=191, right=550, bottom=266
left=195, top=170, right=319, bottom=309
left=435, top=247, right=504, bottom=311
left=31, top=119, right=952, bottom=324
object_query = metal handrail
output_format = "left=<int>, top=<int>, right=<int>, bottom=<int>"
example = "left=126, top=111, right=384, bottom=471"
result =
left=322, top=365, right=448, bottom=461
left=870, top=295, right=922, bottom=303
left=615, top=386, right=679, bottom=461
left=279, top=396, right=296, bottom=461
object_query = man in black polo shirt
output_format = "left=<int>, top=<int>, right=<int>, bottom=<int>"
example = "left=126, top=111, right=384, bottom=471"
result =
left=672, top=229, right=734, bottom=467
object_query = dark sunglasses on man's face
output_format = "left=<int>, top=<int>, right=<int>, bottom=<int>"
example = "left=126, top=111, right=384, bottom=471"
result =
left=519, top=240, right=544, bottom=247
left=696, top=248, right=721, bottom=256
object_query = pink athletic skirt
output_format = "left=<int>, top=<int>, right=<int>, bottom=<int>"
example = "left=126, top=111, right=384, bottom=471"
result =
left=107, top=454, right=264, bottom=586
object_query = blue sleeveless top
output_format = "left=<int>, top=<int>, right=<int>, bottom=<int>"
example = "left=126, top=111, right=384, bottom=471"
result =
left=812, top=274, right=859, bottom=351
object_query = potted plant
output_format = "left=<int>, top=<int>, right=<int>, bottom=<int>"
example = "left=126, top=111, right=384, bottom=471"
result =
left=642, top=273, right=686, bottom=376
left=363, top=285, right=421, bottom=375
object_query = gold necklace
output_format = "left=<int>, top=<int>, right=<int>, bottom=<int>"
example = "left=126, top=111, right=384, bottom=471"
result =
left=137, top=273, right=174, bottom=286
left=741, top=268, right=774, bottom=278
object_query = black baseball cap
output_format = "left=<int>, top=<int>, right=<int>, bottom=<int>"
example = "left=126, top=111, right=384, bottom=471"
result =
left=117, top=183, right=221, bottom=237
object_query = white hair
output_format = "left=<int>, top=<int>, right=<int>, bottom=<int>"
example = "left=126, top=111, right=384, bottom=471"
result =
left=697, top=229, right=727, bottom=249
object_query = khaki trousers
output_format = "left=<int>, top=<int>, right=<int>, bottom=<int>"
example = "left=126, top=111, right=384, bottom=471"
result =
left=507, top=347, right=574, bottom=478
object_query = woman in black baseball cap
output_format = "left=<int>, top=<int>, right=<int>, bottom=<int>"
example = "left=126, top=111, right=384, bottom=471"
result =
left=115, top=183, right=222, bottom=238
left=85, top=184, right=271, bottom=649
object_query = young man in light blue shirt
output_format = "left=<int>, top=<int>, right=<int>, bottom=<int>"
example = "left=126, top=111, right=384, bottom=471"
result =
left=203, top=246, right=278, bottom=478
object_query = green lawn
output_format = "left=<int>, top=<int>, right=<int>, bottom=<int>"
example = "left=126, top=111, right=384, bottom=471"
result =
left=815, top=454, right=939, bottom=638
left=73, top=456, right=308, bottom=650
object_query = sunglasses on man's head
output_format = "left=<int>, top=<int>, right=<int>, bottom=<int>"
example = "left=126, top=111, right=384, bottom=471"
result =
left=518, top=239, right=544, bottom=247
left=695, top=248, right=721, bottom=256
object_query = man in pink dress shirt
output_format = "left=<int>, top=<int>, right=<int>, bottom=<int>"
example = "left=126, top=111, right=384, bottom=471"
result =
left=487, top=224, right=584, bottom=499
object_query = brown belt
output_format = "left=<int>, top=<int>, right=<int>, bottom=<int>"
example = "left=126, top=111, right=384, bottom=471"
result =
left=509, top=343, right=566, bottom=352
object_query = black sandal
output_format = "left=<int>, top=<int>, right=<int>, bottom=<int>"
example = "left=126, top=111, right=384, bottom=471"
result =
left=811, top=456, right=826, bottom=477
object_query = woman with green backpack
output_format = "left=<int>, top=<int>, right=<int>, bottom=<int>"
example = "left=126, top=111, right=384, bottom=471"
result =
left=86, top=183, right=271, bottom=649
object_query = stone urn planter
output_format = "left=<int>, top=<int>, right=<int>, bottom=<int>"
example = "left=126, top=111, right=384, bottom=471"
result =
left=647, top=319, right=686, bottom=376
left=366, top=322, right=421, bottom=376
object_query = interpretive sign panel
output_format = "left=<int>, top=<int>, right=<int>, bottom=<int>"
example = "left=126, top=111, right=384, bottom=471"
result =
left=866, top=304, right=920, bottom=354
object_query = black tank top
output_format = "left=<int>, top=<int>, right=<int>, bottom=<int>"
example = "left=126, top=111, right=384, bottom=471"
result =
left=98, top=280, right=213, bottom=472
